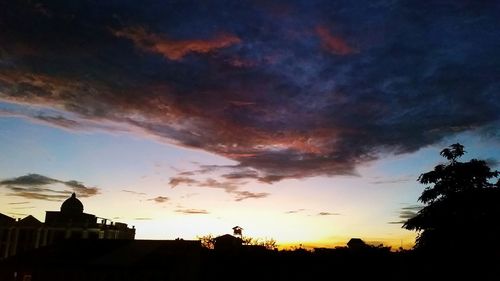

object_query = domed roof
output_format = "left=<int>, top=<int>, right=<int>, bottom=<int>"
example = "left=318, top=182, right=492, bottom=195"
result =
left=60, top=193, right=84, bottom=214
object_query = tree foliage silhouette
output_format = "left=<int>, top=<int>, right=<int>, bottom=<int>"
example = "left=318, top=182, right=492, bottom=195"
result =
left=198, top=234, right=277, bottom=250
left=404, top=143, right=500, bottom=251
left=197, top=234, right=216, bottom=249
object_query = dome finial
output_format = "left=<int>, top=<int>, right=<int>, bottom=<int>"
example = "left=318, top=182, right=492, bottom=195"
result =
left=61, top=193, right=84, bottom=214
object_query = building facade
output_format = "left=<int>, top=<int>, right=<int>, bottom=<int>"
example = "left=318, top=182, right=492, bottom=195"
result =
left=0, top=193, right=135, bottom=259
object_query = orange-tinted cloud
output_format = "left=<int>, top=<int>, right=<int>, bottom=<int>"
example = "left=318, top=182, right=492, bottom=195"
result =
left=315, top=25, right=354, bottom=55
left=112, top=26, right=241, bottom=60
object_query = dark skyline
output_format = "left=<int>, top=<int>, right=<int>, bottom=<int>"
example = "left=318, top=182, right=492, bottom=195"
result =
left=0, top=0, right=499, bottom=247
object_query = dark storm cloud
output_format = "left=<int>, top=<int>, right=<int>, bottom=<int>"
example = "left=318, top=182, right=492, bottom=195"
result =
left=0, top=174, right=99, bottom=201
left=1, top=1, right=499, bottom=182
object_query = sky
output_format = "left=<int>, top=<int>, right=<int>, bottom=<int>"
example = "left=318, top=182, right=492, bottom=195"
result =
left=0, top=0, right=499, bottom=249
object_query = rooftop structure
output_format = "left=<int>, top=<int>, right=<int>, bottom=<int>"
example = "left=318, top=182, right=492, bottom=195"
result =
left=0, top=193, right=135, bottom=259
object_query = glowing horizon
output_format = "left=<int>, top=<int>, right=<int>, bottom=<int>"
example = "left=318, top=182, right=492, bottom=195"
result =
left=1, top=1, right=499, bottom=251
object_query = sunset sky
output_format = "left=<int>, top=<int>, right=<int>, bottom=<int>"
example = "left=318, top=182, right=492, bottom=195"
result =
left=0, top=0, right=499, bottom=249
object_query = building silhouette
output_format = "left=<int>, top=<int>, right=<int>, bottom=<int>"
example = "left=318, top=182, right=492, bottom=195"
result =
left=214, top=234, right=242, bottom=251
left=0, top=193, right=135, bottom=259
left=0, top=239, right=202, bottom=281
left=347, top=238, right=367, bottom=250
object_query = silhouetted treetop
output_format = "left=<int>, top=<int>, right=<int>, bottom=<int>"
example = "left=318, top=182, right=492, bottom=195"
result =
left=439, top=143, right=465, bottom=162
left=417, top=143, right=498, bottom=204
left=404, top=143, right=500, bottom=251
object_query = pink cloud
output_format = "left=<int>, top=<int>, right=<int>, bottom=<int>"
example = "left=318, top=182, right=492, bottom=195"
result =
left=112, top=26, right=241, bottom=60
left=315, top=25, right=354, bottom=55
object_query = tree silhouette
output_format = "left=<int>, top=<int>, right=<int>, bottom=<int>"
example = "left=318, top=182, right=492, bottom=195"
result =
left=197, top=234, right=216, bottom=249
left=198, top=233, right=277, bottom=250
left=403, top=143, right=500, bottom=251
left=244, top=237, right=277, bottom=250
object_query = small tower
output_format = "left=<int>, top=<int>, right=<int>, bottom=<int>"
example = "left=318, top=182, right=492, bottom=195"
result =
left=232, top=226, right=243, bottom=238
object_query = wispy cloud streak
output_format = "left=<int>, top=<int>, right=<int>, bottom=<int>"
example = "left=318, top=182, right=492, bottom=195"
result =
left=170, top=176, right=270, bottom=202
left=175, top=208, right=209, bottom=215
left=0, top=174, right=99, bottom=201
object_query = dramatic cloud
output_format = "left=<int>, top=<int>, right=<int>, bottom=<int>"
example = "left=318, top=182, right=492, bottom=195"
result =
left=148, top=196, right=169, bottom=203
left=1, top=1, right=499, bottom=183
left=0, top=174, right=99, bottom=201
left=112, top=26, right=241, bottom=60
left=175, top=208, right=209, bottom=215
